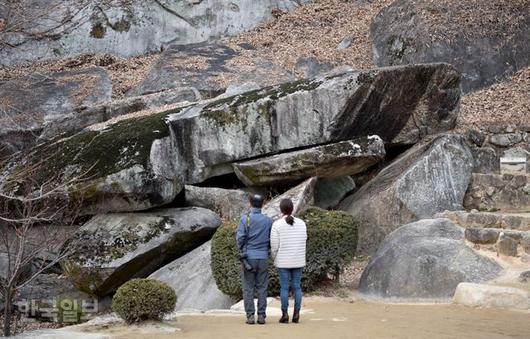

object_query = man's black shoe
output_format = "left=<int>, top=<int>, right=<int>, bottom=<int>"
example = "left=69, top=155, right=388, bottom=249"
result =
left=246, top=314, right=255, bottom=325
left=279, top=310, right=289, bottom=324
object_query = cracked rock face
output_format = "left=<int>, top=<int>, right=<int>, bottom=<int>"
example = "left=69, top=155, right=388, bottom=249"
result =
left=0, top=0, right=312, bottom=66
left=63, top=207, right=221, bottom=296
left=340, top=134, right=474, bottom=255
left=370, top=0, right=530, bottom=92
left=233, top=136, right=385, bottom=186
left=149, top=241, right=234, bottom=311
left=169, top=64, right=460, bottom=184
left=1, top=64, right=460, bottom=213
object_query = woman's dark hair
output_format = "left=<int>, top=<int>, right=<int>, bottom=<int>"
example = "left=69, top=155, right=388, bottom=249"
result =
left=279, top=198, right=294, bottom=225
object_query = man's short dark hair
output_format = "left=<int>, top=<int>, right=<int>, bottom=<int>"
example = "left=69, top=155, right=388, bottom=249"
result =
left=249, top=194, right=265, bottom=208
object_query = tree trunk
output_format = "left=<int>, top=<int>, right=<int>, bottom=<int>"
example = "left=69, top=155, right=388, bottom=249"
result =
left=3, top=289, right=12, bottom=337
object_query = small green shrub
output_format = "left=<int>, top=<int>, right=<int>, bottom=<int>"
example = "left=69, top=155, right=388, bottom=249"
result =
left=211, top=207, right=358, bottom=298
left=112, top=278, right=176, bottom=323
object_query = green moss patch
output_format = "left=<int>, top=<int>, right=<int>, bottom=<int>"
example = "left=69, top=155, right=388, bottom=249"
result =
left=8, top=108, right=181, bottom=190
left=201, top=77, right=323, bottom=129
left=68, top=216, right=174, bottom=267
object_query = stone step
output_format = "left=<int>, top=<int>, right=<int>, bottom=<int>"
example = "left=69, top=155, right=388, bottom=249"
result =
left=454, top=283, right=530, bottom=311
left=436, top=211, right=530, bottom=257
left=436, top=210, right=530, bottom=231
left=464, top=228, right=530, bottom=256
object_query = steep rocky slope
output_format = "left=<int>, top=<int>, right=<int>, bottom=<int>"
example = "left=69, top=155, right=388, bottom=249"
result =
left=458, top=66, right=530, bottom=130
left=371, top=0, right=530, bottom=92
left=0, top=0, right=312, bottom=65
left=1, top=0, right=527, bottom=131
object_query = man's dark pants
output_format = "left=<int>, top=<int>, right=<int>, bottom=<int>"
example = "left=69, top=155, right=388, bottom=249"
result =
left=242, top=258, right=269, bottom=317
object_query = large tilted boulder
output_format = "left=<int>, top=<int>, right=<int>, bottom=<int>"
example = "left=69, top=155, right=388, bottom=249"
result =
left=263, top=177, right=317, bottom=221
left=233, top=136, right=385, bottom=186
left=62, top=207, right=221, bottom=296
left=170, top=64, right=460, bottom=183
left=149, top=241, right=234, bottom=311
left=184, top=185, right=249, bottom=220
left=339, top=134, right=474, bottom=254
left=0, top=0, right=311, bottom=66
left=359, top=219, right=503, bottom=299
left=0, top=67, right=112, bottom=154
left=371, top=0, right=530, bottom=92
left=1, top=110, right=183, bottom=214
left=1, top=64, right=460, bottom=213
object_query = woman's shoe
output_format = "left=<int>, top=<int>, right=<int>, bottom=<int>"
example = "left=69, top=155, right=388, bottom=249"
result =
left=257, top=314, right=266, bottom=325
left=292, top=310, right=300, bottom=323
left=279, top=310, right=289, bottom=323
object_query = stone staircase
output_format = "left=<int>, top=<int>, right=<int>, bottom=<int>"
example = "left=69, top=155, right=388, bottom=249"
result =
left=463, top=173, right=530, bottom=213
left=436, top=210, right=530, bottom=257
left=436, top=172, right=530, bottom=310
left=438, top=210, right=530, bottom=231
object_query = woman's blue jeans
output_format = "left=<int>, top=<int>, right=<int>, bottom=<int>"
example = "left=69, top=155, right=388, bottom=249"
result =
left=278, top=268, right=303, bottom=311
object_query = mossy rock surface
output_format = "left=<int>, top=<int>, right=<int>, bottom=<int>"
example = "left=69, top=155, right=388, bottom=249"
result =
left=2, top=64, right=460, bottom=212
left=24, top=108, right=177, bottom=181
left=63, top=207, right=221, bottom=296
left=0, top=106, right=185, bottom=213
left=170, top=64, right=460, bottom=184
left=211, top=207, right=358, bottom=298
left=233, top=136, right=385, bottom=186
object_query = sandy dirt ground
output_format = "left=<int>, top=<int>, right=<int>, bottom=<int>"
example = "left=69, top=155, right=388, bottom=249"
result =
left=79, top=297, right=530, bottom=339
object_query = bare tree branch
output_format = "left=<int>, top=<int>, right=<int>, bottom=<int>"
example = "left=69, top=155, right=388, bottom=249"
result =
left=0, top=154, right=88, bottom=336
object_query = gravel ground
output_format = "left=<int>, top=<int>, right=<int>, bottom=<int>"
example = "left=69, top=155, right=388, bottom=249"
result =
left=393, top=0, right=530, bottom=42
left=0, top=314, right=63, bottom=337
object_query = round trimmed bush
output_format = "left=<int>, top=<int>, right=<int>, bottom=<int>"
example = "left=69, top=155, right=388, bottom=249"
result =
left=112, top=278, right=176, bottom=323
left=211, top=207, right=358, bottom=298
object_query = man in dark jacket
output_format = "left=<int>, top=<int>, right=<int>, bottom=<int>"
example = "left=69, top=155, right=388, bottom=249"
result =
left=236, top=194, right=273, bottom=325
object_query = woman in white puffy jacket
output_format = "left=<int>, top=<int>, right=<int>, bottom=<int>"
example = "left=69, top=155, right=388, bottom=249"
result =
left=270, top=198, right=307, bottom=324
